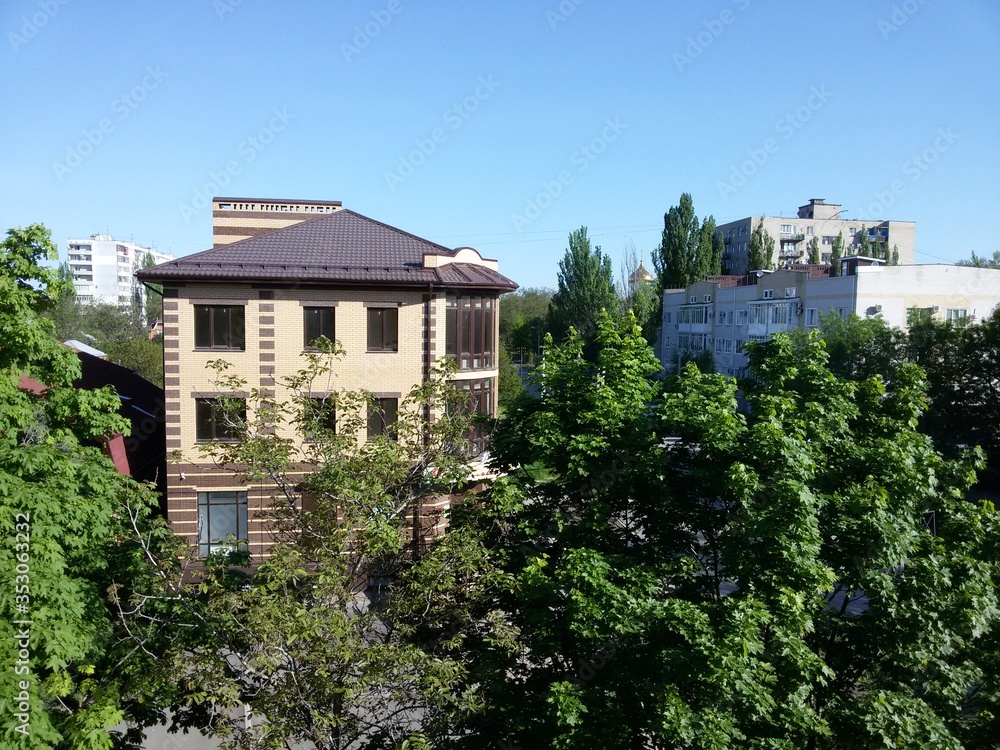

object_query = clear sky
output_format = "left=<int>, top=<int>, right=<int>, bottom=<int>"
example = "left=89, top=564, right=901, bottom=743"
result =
left=2, top=0, right=998, bottom=291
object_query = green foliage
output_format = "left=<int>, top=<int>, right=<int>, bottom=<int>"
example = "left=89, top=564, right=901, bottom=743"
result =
left=803, top=309, right=1000, bottom=472
left=747, top=220, right=774, bottom=271
left=402, top=312, right=999, bottom=748
left=45, top=296, right=162, bottom=384
left=830, top=231, right=844, bottom=273
left=125, top=343, right=487, bottom=748
left=809, top=236, right=820, bottom=264
left=957, top=249, right=1000, bottom=269
left=497, top=341, right=523, bottom=406
left=500, top=287, right=552, bottom=366
left=617, top=242, right=659, bottom=343
left=0, top=224, right=175, bottom=748
left=547, top=227, right=618, bottom=355
left=653, top=193, right=722, bottom=289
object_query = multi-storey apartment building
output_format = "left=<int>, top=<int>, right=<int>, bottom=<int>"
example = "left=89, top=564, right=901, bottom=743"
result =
left=67, top=234, right=174, bottom=306
left=136, top=206, right=516, bottom=559
left=719, top=198, right=915, bottom=275
left=211, top=196, right=343, bottom=246
left=662, top=259, right=1000, bottom=378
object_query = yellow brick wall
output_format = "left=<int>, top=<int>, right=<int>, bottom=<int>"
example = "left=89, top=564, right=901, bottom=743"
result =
left=163, top=283, right=501, bottom=557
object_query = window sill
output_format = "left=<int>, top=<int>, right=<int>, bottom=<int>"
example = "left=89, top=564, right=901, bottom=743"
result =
left=195, top=438, right=240, bottom=445
left=194, top=347, right=246, bottom=352
left=366, top=349, right=399, bottom=354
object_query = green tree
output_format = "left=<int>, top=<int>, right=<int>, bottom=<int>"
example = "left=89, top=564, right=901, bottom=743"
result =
left=830, top=230, right=845, bottom=273
left=908, top=307, right=1000, bottom=469
left=500, top=287, right=552, bottom=366
left=0, top=224, right=177, bottom=748
left=859, top=224, right=872, bottom=256
left=809, top=236, right=821, bottom=264
left=401, top=313, right=998, bottom=748
left=747, top=219, right=775, bottom=271
left=547, top=227, right=617, bottom=353
left=653, top=193, right=722, bottom=289
left=617, top=242, right=660, bottom=343
left=139, top=252, right=162, bottom=326
left=44, top=296, right=162, bottom=384
left=121, top=346, right=485, bottom=749
left=891, top=243, right=900, bottom=265
left=497, top=341, right=523, bottom=406
left=957, top=249, right=1000, bottom=269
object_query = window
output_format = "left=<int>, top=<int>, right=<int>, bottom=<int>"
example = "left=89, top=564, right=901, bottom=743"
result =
left=780, top=224, right=794, bottom=235
left=367, top=397, right=398, bottom=440
left=784, top=286, right=797, bottom=298
left=446, top=296, right=495, bottom=370
left=946, top=308, right=968, bottom=324
left=451, top=378, right=494, bottom=455
left=198, top=491, right=247, bottom=556
left=806, top=227, right=814, bottom=235
left=735, top=310, right=748, bottom=326
left=303, top=397, right=336, bottom=441
left=749, top=305, right=768, bottom=325
left=367, top=307, right=398, bottom=352
left=690, top=295, right=697, bottom=304
left=771, top=305, right=789, bottom=325
left=762, top=289, right=774, bottom=299
left=304, top=307, right=335, bottom=348
left=806, top=308, right=819, bottom=327
left=195, top=398, right=245, bottom=441
left=664, top=312, right=672, bottom=324
left=194, top=305, right=245, bottom=349
left=703, top=294, right=712, bottom=303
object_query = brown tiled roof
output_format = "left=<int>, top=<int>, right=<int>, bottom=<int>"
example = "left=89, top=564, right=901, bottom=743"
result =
left=138, top=210, right=518, bottom=292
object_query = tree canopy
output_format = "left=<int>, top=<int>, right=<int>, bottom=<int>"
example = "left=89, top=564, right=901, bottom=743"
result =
left=653, top=193, right=723, bottom=289
left=402, top=311, right=999, bottom=748
left=0, top=225, right=174, bottom=748
left=547, top=227, right=617, bottom=352
left=747, top=220, right=775, bottom=271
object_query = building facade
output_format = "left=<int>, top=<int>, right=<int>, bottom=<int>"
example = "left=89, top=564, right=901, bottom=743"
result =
left=137, top=207, right=516, bottom=560
left=719, top=198, right=915, bottom=275
left=67, top=234, right=174, bottom=306
left=662, top=261, right=1000, bottom=378
left=211, top=196, right=343, bottom=246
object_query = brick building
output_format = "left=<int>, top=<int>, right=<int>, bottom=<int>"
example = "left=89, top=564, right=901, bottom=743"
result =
left=137, top=206, right=516, bottom=560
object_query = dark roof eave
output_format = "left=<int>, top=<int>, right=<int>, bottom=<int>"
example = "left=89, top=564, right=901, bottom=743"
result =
left=137, top=270, right=517, bottom=293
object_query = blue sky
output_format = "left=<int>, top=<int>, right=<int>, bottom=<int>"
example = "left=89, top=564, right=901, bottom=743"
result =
left=2, top=0, right=998, bottom=290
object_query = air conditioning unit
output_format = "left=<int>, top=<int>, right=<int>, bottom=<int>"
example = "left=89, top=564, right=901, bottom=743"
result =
left=708, top=312, right=715, bottom=318
left=875, top=304, right=882, bottom=312
left=933, top=306, right=940, bottom=313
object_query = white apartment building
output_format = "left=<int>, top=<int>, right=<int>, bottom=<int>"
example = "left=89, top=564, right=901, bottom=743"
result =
left=661, top=259, right=1000, bottom=378
left=719, top=198, right=916, bottom=276
left=66, top=234, right=174, bottom=306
